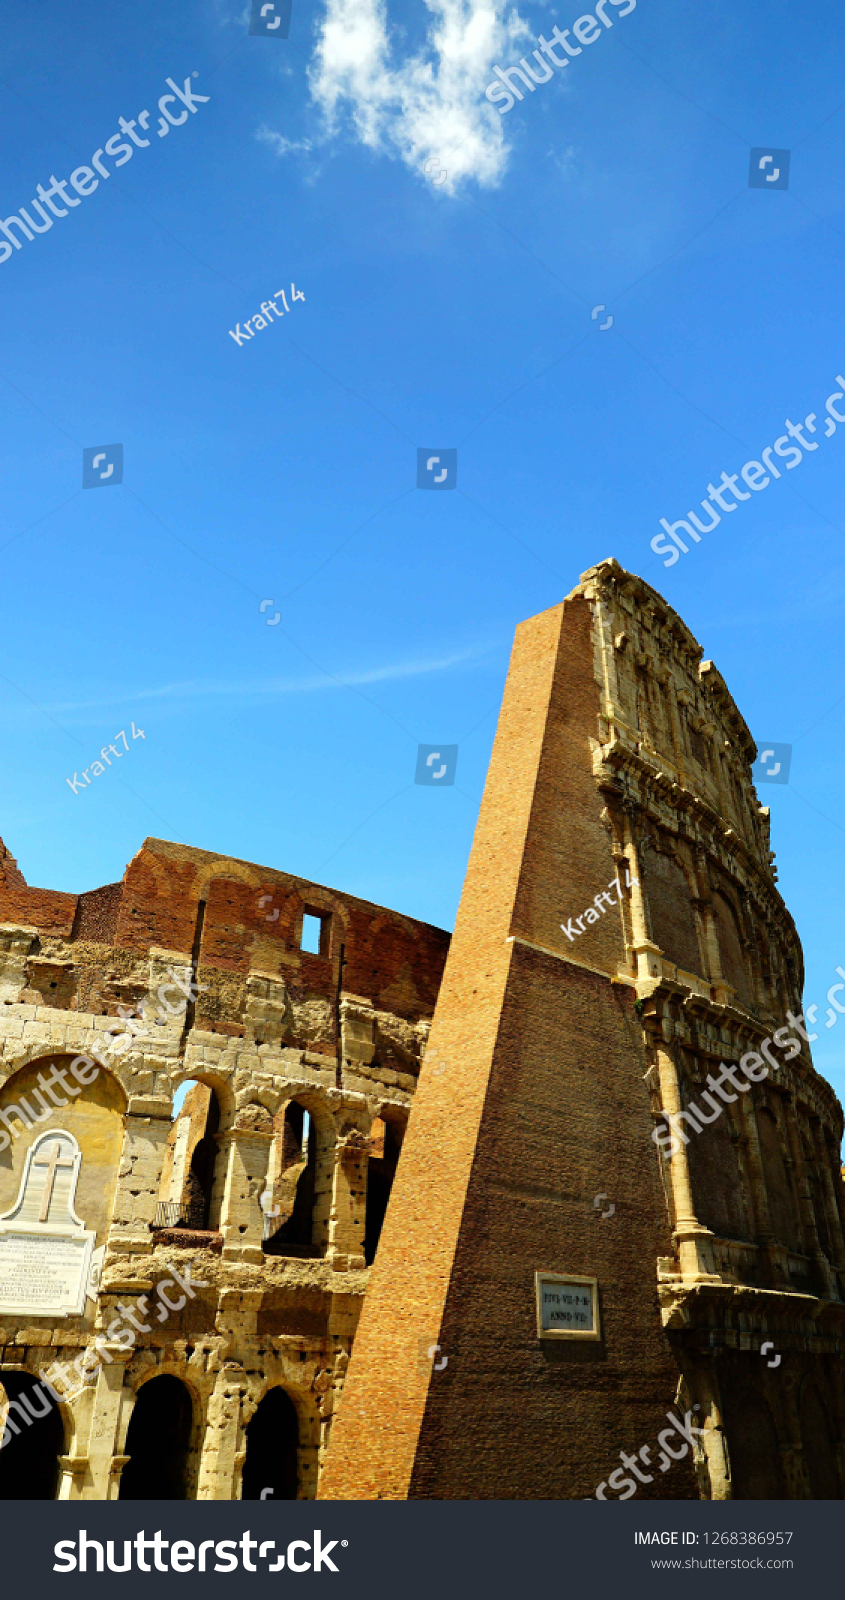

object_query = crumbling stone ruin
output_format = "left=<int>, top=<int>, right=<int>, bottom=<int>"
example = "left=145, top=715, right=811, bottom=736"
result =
left=0, top=835, right=447, bottom=1499
left=2, top=560, right=844, bottom=1500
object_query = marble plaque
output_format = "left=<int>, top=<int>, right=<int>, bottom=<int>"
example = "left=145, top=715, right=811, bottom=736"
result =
left=535, top=1271, right=601, bottom=1341
left=0, top=1129, right=95, bottom=1318
left=0, top=1229, right=93, bottom=1318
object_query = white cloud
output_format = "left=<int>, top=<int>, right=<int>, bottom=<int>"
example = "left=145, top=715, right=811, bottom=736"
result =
left=305, top=0, right=533, bottom=190
left=256, top=126, right=314, bottom=157
left=546, top=143, right=576, bottom=176
left=19, top=643, right=494, bottom=721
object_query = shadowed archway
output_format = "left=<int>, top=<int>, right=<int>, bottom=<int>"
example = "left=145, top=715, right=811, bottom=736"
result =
left=0, top=1372, right=64, bottom=1499
left=724, top=1386, right=786, bottom=1499
left=119, top=1375, right=193, bottom=1500
left=241, top=1387, right=299, bottom=1500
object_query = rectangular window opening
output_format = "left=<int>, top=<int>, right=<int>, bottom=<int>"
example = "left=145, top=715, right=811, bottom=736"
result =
left=301, top=912, right=326, bottom=955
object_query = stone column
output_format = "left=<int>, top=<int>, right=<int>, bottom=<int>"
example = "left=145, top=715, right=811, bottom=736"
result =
left=197, top=1366, right=246, bottom=1500
left=654, top=1042, right=717, bottom=1283
left=690, top=851, right=722, bottom=986
left=57, top=1454, right=90, bottom=1501
left=623, top=827, right=664, bottom=984
left=218, top=1127, right=273, bottom=1265
left=83, top=1347, right=133, bottom=1500
left=53, top=1381, right=95, bottom=1500
left=692, top=1363, right=732, bottom=1501
left=311, top=1117, right=335, bottom=1255
left=328, top=1132, right=368, bottom=1271
left=109, top=1102, right=174, bottom=1256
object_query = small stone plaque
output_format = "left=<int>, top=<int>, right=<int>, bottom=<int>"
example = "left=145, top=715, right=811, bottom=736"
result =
left=0, top=1231, right=93, bottom=1318
left=535, top=1271, right=600, bottom=1341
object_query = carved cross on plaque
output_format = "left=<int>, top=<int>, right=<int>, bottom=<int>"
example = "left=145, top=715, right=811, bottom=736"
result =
left=32, top=1140, right=77, bottom=1222
left=0, top=1129, right=95, bottom=1318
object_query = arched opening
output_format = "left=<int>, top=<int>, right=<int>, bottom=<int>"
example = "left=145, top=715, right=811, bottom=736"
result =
left=157, top=1080, right=222, bottom=1231
left=712, top=890, right=751, bottom=1005
left=263, top=1100, right=316, bottom=1256
left=756, top=1105, right=800, bottom=1252
left=119, top=1376, right=193, bottom=1500
left=0, top=1055, right=126, bottom=1249
left=724, top=1385, right=786, bottom=1499
left=364, top=1115, right=405, bottom=1265
left=0, top=1372, right=64, bottom=1499
left=643, top=850, right=702, bottom=977
left=241, top=1387, right=299, bottom=1500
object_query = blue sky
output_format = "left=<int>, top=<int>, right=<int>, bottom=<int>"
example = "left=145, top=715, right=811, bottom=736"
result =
left=2, top=0, right=845, bottom=1099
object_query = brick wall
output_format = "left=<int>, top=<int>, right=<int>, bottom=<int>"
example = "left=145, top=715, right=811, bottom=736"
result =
left=318, top=591, right=695, bottom=1500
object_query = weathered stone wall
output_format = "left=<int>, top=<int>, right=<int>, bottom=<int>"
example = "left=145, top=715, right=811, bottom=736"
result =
left=318, top=559, right=845, bottom=1502
left=0, top=836, right=449, bottom=1500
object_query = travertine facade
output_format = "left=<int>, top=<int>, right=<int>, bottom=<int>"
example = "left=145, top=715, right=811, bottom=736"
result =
left=2, top=560, right=843, bottom=1501
left=0, top=837, right=448, bottom=1499
left=319, top=559, right=845, bottom=1501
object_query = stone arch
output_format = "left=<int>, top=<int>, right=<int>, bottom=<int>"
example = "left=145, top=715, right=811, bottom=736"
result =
left=683, top=1062, right=754, bottom=1244
left=723, top=1384, right=786, bottom=1499
left=712, top=889, right=751, bottom=1004
left=798, top=1380, right=842, bottom=1499
left=286, top=885, right=350, bottom=961
left=755, top=1101, right=800, bottom=1251
left=0, top=1041, right=133, bottom=1106
left=0, top=1055, right=127, bottom=1250
left=364, top=1104, right=408, bottom=1266
left=193, top=859, right=264, bottom=900
left=157, top=1072, right=234, bottom=1232
left=233, top=1083, right=283, bottom=1120
left=642, top=845, right=702, bottom=977
left=119, top=1373, right=195, bottom=1500
left=241, top=1384, right=300, bottom=1500
left=263, top=1091, right=336, bottom=1256
left=0, top=1370, right=66, bottom=1499
left=170, top=1068, right=236, bottom=1128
